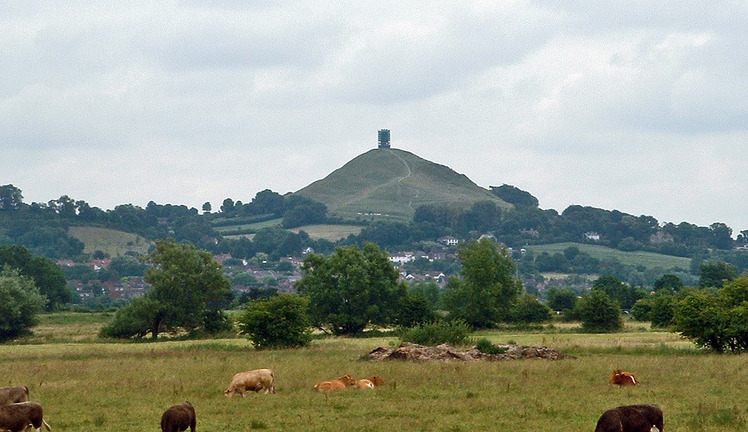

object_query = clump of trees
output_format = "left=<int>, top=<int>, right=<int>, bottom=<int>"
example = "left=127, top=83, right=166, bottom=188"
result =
left=100, top=240, right=231, bottom=339
left=441, top=238, right=524, bottom=328
left=296, top=242, right=413, bottom=335
left=0, top=245, right=71, bottom=310
left=673, top=275, right=748, bottom=353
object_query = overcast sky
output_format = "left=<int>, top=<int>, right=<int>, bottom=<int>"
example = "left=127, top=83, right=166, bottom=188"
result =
left=2, top=1, right=746, bottom=234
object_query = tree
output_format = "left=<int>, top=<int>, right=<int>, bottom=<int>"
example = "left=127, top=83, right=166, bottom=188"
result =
left=100, top=240, right=231, bottom=339
left=0, top=245, right=71, bottom=310
left=202, top=202, right=212, bottom=213
left=296, top=243, right=406, bottom=335
left=698, top=261, right=738, bottom=288
left=490, top=184, right=539, bottom=207
left=441, top=238, right=522, bottom=328
left=0, top=184, right=23, bottom=210
left=237, top=294, right=312, bottom=349
left=220, top=198, right=235, bottom=214
left=653, top=274, right=684, bottom=293
left=592, top=275, right=643, bottom=310
left=673, top=276, right=748, bottom=352
left=545, top=287, right=578, bottom=313
left=508, top=293, right=551, bottom=324
left=395, top=291, right=437, bottom=327
left=575, top=289, right=623, bottom=332
left=0, top=267, right=46, bottom=341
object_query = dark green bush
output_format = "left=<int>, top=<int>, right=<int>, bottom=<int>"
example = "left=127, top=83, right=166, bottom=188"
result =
left=237, top=294, right=312, bottom=349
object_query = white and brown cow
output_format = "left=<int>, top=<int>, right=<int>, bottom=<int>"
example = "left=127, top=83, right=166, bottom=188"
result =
left=609, top=369, right=639, bottom=386
left=0, top=401, right=51, bottom=432
left=224, top=369, right=275, bottom=397
left=354, top=376, right=385, bottom=390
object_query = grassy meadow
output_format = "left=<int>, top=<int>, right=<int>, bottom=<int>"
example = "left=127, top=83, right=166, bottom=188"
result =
left=2, top=315, right=746, bottom=431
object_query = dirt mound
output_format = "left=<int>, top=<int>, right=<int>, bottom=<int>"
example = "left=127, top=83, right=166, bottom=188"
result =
left=363, top=342, right=573, bottom=362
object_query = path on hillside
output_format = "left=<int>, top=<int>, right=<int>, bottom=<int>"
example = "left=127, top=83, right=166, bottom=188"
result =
left=337, top=150, right=418, bottom=211
left=391, top=150, right=419, bottom=211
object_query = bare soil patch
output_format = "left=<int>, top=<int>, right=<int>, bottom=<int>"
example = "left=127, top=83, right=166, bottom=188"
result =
left=363, top=342, right=573, bottom=362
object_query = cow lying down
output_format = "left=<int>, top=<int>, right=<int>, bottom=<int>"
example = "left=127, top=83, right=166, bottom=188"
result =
left=610, top=369, right=639, bottom=386
left=313, top=375, right=355, bottom=392
left=0, top=387, right=30, bottom=406
left=161, top=401, right=196, bottom=432
left=354, top=376, right=385, bottom=390
left=595, top=404, right=663, bottom=432
left=224, top=369, right=276, bottom=397
left=0, top=401, right=52, bottom=432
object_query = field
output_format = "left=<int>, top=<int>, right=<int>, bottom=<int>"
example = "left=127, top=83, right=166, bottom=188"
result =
left=526, top=242, right=692, bottom=271
left=2, top=315, right=746, bottom=432
left=289, top=224, right=364, bottom=241
left=67, top=226, right=153, bottom=256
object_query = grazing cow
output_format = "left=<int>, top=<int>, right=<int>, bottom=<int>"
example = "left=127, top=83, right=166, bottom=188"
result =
left=0, top=387, right=29, bottom=406
left=595, top=404, right=663, bottom=432
left=224, top=369, right=275, bottom=397
left=0, top=401, right=51, bottom=432
left=609, top=369, right=638, bottom=386
left=354, top=376, right=385, bottom=390
left=313, top=375, right=356, bottom=392
left=161, top=401, right=196, bottom=432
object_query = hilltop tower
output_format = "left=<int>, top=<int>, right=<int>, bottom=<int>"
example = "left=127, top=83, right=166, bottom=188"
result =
left=378, top=129, right=391, bottom=149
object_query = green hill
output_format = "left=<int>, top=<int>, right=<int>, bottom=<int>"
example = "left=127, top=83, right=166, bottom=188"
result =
left=294, top=148, right=511, bottom=221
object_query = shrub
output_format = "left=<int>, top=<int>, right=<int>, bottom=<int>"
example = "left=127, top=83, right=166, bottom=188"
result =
left=202, top=309, right=234, bottom=335
left=474, top=338, right=507, bottom=355
left=399, top=320, right=471, bottom=346
left=237, top=294, right=312, bottom=349
left=508, top=294, right=551, bottom=323
left=0, top=267, right=46, bottom=341
left=575, top=289, right=623, bottom=333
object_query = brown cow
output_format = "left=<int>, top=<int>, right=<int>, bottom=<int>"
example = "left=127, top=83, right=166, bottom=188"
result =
left=224, top=369, right=275, bottom=397
left=609, top=369, right=638, bottom=386
left=0, top=387, right=29, bottom=406
left=0, top=401, right=51, bottom=432
left=354, top=376, right=385, bottom=390
left=313, top=375, right=356, bottom=392
left=161, top=401, right=196, bottom=432
left=595, top=404, right=663, bottom=432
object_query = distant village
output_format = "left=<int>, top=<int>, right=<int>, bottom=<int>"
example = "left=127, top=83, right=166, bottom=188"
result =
left=57, top=234, right=549, bottom=305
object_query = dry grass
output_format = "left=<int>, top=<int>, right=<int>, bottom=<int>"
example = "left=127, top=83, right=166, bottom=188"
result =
left=1, top=315, right=746, bottom=431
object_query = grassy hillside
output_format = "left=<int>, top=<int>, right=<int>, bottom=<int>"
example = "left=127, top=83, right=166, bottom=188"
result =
left=68, top=226, right=153, bottom=256
left=527, top=242, right=692, bottom=271
left=3, top=314, right=746, bottom=431
left=295, top=148, right=511, bottom=221
left=289, top=224, right=363, bottom=241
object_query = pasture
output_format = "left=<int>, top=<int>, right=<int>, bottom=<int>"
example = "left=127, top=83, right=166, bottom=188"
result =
left=289, top=224, right=364, bottom=241
left=526, top=242, right=692, bottom=271
left=67, top=226, right=153, bottom=256
left=1, top=315, right=746, bottom=431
